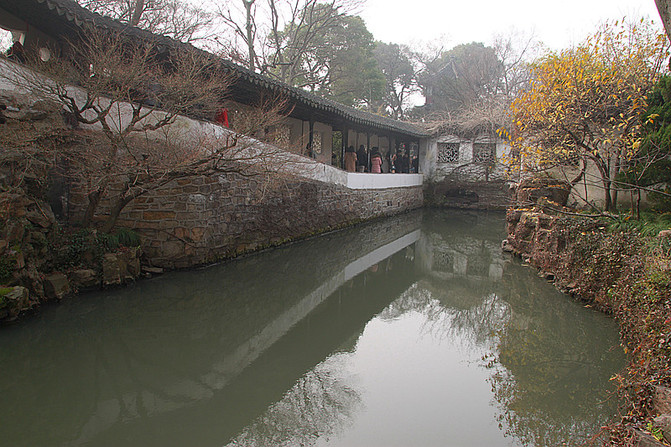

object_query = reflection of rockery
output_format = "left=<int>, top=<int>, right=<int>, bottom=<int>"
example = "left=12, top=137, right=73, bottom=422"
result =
left=416, top=233, right=505, bottom=280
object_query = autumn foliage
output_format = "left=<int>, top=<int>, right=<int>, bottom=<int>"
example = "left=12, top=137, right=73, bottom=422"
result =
left=507, top=20, right=669, bottom=211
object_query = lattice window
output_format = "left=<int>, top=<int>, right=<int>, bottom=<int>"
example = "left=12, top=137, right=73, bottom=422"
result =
left=473, top=143, right=496, bottom=164
left=437, top=142, right=459, bottom=163
left=433, top=249, right=453, bottom=272
left=312, top=131, right=322, bottom=154
left=466, top=257, right=490, bottom=277
left=275, top=125, right=291, bottom=147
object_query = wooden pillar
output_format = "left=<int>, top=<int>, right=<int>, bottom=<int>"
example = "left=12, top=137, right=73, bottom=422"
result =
left=341, top=126, right=347, bottom=169
left=366, top=132, right=371, bottom=172
left=308, top=119, right=314, bottom=158
left=416, top=138, right=421, bottom=173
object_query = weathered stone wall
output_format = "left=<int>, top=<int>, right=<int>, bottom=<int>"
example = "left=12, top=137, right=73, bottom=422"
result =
left=92, top=172, right=422, bottom=268
left=423, top=179, right=512, bottom=211
left=420, top=133, right=515, bottom=211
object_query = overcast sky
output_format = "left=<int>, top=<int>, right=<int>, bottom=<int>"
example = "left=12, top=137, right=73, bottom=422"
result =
left=359, top=0, right=662, bottom=51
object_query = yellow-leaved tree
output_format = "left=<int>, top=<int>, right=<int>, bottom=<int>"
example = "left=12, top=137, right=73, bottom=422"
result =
left=508, top=20, right=669, bottom=211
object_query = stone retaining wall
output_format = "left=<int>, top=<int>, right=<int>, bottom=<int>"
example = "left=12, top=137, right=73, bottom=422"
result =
left=86, top=172, right=422, bottom=268
left=424, top=179, right=512, bottom=210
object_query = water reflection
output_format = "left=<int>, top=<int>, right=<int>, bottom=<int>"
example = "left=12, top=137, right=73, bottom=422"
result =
left=0, top=211, right=623, bottom=447
left=227, top=211, right=624, bottom=447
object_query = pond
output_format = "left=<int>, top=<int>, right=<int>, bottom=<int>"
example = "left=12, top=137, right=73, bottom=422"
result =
left=0, top=210, right=625, bottom=446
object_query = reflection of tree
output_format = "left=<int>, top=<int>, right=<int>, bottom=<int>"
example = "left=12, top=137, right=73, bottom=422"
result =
left=409, top=210, right=625, bottom=446
left=486, top=262, right=625, bottom=447
left=226, top=354, right=360, bottom=447
left=378, top=281, right=509, bottom=351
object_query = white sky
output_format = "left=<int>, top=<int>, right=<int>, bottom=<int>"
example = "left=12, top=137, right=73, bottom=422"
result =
left=359, top=0, right=662, bottom=51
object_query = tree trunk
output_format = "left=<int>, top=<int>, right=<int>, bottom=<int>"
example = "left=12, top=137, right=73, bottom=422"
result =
left=656, top=0, right=671, bottom=42
left=101, top=195, right=135, bottom=233
left=83, top=188, right=103, bottom=227
left=603, top=179, right=613, bottom=212
left=130, top=0, right=145, bottom=27
left=243, top=0, right=257, bottom=71
left=636, top=189, right=642, bottom=220
left=570, top=159, right=586, bottom=187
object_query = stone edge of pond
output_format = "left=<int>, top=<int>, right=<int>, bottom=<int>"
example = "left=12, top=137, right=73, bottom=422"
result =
left=504, top=204, right=671, bottom=446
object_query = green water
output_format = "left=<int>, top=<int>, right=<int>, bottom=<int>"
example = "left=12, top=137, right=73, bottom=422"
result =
left=0, top=210, right=624, bottom=447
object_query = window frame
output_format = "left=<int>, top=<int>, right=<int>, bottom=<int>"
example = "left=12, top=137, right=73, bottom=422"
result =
left=437, top=142, right=460, bottom=164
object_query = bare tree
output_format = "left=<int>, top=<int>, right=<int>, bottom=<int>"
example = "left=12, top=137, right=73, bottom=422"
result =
left=491, top=29, right=540, bottom=97
left=77, top=0, right=214, bottom=43
left=217, top=0, right=260, bottom=71
left=6, top=29, right=294, bottom=232
left=216, top=0, right=361, bottom=80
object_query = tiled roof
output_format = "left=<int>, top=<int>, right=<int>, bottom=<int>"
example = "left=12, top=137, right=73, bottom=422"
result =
left=1, top=0, right=429, bottom=138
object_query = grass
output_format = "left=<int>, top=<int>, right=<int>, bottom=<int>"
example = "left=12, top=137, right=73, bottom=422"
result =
left=606, top=212, right=671, bottom=236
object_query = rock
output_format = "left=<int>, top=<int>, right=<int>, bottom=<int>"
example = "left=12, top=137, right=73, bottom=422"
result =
left=0, top=92, right=60, bottom=122
left=44, top=273, right=70, bottom=300
left=30, top=231, right=47, bottom=247
left=116, top=255, right=130, bottom=281
left=4, top=107, right=48, bottom=121
left=506, top=208, right=524, bottom=224
left=102, top=254, right=121, bottom=286
left=0, top=286, right=30, bottom=320
left=516, top=178, right=571, bottom=207
left=654, top=386, right=671, bottom=415
left=25, top=201, right=56, bottom=228
left=538, top=271, right=555, bottom=281
left=70, top=269, right=99, bottom=289
left=633, top=429, right=667, bottom=447
left=17, top=265, right=44, bottom=301
left=658, top=230, right=671, bottom=238
left=142, top=266, right=164, bottom=275
left=501, top=239, right=514, bottom=253
left=537, top=213, right=554, bottom=229
left=5, top=221, right=25, bottom=243
left=126, top=257, right=141, bottom=278
left=119, top=247, right=142, bottom=278
left=653, top=415, right=671, bottom=442
left=14, top=251, right=24, bottom=269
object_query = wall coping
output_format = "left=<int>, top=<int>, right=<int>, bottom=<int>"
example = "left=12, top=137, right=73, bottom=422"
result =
left=345, top=173, right=423, bottom=189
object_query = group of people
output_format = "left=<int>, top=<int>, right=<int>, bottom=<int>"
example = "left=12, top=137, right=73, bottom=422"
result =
left=344, top=145, right=417, bottom=174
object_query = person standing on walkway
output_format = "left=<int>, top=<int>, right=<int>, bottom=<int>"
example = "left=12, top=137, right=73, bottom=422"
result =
left=344, top=146, right=357, bottom=172
left=371, top=148, right=382, bottom=173
left=356, top=145, right=368, bottom=172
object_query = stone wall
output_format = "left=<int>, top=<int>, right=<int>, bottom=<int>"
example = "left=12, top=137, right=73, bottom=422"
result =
left=423, top=179, right=512, bottom=211
left=92, top=172, right=422, bottom=268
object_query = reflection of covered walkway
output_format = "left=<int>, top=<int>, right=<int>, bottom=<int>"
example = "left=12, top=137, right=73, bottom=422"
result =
left=64, top=229, right=421, bottom=446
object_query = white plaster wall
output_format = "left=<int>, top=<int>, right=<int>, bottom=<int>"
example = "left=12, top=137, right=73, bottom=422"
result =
left=346, top=173, right=423, bottom=189
left=428, top=133, right=511, bottom=183
left=548, top=160, right=641, bottom=209
left=419, top=138, right=435, bottom=178
left=312, top=121, right=332, bottom=165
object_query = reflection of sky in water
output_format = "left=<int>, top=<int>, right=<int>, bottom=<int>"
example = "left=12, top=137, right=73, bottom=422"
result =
left=317, top=297, right=512, bottom=446
left=229, top=284, right=515, bottom=447
left=229, top=255, right=623, bottom=447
